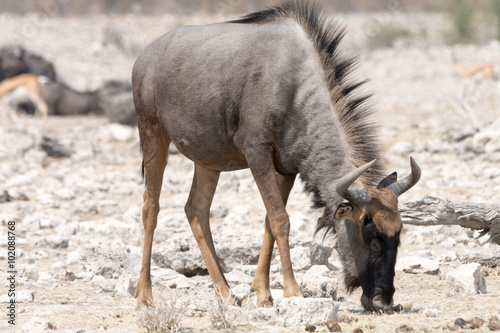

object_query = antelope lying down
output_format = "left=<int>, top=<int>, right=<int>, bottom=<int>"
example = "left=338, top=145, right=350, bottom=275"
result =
left=133, top=0, right=421, bottom=312
left=0, top=73, right=48, bottom=120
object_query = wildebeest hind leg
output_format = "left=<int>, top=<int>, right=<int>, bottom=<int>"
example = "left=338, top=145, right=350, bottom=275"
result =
left=185, top=164, right=239, bottom=304
left=252, top=173, right=295, bottom=307
left=136, top=124, right=170, bottom=308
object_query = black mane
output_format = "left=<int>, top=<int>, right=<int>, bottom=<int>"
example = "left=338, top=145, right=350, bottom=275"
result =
left=233, top=0, right=384, bottom=203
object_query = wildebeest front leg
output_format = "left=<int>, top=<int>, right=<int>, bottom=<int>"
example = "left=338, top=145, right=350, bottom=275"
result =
left=252, top=173, right=296, bottom=307
left=185, top=164, right=238, bottom=304
left=245, top=147, right=303, bottom=301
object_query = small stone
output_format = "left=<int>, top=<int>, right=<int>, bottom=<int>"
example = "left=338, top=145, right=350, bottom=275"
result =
left=305, top=324, right=316, bottom=332
left=20, top=266, right=39, bottom=281
left=109, top=123, right=133, bottom=142
left=467, top=317, right=484, bottom=329
left=489, top=316, right=500, bottom=331
left=17, top=290, right=35, bottom=303
left=248, top=307, right=275, bottom=322
left=326, top=320, right=341, bottom=332
left=22, top=317, right=54, bottom=331
left=54, top=188, right=75, bottom=200
left=43, top=235, right=69, bottom=249
left=453, top=318, right=467, bottom=328
left=392, top=303, right=404, bottom=312
left=38, top=272, right=54, bottom=284
left=338, top=314, right=357, bottom=323
left=352, top=328, right=364, bottom=333
left=396, top=255, right=440, bottom=275
left=231, top=284, right=252, bottom=300
left=151, top=267, right=192, bottom=289
left=115, top=274, right=136, bottom=297
left=66, top=250, right=81, bottom=265
left=39, top=218, right=55, bottom=229
left=64, top=271, right=77, bottom=281
left=402, top=302, right=412, bottom=311
left=92, top=275, right=116, bottom=292
left=423, top=308, right=442, bottom=317
left=225, top=270, right=253, bottom=285
left=395, top=325, right=414, bottom=332
left=290, top=246, right=312, bottom=271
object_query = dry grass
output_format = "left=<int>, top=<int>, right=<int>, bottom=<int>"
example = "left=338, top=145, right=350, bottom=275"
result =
left=136, top=291, right=189, bottom=333
left=208, top=286, right=237, bottom=330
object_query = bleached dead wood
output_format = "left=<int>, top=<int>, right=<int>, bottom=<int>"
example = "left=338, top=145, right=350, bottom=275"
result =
left=399, top=196, right=500, bottom=245
left=456, top=250, right=500, bottom=267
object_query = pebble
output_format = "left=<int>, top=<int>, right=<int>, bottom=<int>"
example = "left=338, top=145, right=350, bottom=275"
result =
left=489, top=316, right=500, bottom=331
left=423, top=308, right=442, bottom=317
left=17, top=290, right=35, bottom=303
left=402, top=302, right=413, bottom=311
left=326, top=320, right=341, bottom=332
left=22, top=317, right=54, bottom=331
left=305, top=324, right=316, bottom=332
left=396, top=255, right=440, bottom=275
left=395, top=325, right=414, bottom=333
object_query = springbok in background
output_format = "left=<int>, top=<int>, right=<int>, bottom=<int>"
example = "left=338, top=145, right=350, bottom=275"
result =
left=452, top=53, right=498, bottom=130
left=0, top=73, right=48, bottom=120
left=133, top=0, right=421, bottom=313
left=453, top=56, right=497, bottom=83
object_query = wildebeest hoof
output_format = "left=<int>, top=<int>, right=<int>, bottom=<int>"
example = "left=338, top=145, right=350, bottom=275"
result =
left=256, top=295, right=273, bottom=308
left=372, top=294, right=393, bottom=313
left=361, top=289, right=393, bottom=313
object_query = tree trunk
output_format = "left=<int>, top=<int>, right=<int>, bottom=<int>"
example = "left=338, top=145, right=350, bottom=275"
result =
left=399, top=196, right=500, bottom=245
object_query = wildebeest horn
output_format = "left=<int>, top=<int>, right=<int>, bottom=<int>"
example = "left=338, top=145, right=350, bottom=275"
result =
left=386, top=157, right=421, bottom=197
left=335, top=159, right=376, bottom=205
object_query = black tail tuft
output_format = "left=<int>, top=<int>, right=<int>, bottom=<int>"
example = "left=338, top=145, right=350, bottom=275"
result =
left=141, top=159, right=146, bottom=185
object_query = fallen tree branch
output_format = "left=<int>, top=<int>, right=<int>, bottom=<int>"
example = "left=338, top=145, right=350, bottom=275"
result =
left=456, top=250, right=500, bottom=267
left=399, top=196, right=500, bottom=245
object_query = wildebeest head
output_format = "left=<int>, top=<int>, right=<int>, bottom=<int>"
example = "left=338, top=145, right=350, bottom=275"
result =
left=325, top=157, right=420, bottom=313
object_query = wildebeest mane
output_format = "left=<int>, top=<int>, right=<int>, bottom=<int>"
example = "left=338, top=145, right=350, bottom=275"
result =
left=233, top=0, right=384, bottom=192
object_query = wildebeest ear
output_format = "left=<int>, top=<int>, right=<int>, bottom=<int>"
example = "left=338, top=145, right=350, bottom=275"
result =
left=334, top=203, right=353, bottom=219
left=377, top=172, right=398, bottom=188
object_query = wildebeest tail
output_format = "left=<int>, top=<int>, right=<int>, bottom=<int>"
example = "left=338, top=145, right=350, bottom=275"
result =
left=141, top=158, right=146, bottom=185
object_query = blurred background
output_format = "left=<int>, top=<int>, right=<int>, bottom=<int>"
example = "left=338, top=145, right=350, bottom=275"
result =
left=1, top=0, right=500, bottom=188
left=2, top=0, right=500, bottom=44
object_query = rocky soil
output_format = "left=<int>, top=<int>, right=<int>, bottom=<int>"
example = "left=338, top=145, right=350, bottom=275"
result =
left=1, top=10, right=500, bottom=333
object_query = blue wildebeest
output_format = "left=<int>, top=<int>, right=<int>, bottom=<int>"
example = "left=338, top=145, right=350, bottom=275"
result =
left=133, top=0, right=421, bottom=312
left=0, top=45, right=56, bottom=82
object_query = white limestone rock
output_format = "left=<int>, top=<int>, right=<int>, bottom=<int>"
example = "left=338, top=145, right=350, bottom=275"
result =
left=446, top=263, right=487, bottom=297
left=274, top=297, right=340, bottom=327
left=299, top=265, right=338, bottom=299
left=396, top=255, right=440, bottom=275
